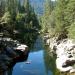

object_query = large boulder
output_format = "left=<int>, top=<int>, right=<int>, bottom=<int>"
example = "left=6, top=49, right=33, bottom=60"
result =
left=0, top=39, right=29, bottom=72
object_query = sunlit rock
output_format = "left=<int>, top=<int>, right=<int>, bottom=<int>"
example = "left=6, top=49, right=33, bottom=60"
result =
left=48, top=38, right=75, bottom=72
left=49, top=37, right=57, bottom=50
left=70, top=68, right=75, bottom=73
left=56, top=57, right=73, bottom=72
left=0, top=39, right=29, bottom=72
left=15, top=44, right=28, bottom=52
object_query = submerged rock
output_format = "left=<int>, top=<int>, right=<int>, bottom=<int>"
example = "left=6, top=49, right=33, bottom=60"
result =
left=25, top=61, right=31, bottom=64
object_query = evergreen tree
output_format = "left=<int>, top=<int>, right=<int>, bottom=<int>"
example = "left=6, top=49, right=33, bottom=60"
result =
left=41, top=0, right=55, bottom=36
left=65, top=0, right=75, bottom=26
left=55, top=0, right=68, bottom=39
left=0, top=0, right=40, bottom=42
left=66, top=0, right=75, bottom=39
left=0, top=0, right=5, bottom=17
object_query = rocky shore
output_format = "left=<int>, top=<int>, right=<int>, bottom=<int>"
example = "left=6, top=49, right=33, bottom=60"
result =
left=44, top=35, right=75, bottom=73
left=0, top=38, right=29, bottom=73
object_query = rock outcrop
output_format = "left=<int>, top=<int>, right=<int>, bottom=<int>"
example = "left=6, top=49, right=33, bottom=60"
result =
left=44, top=36, right=75, bottom=73
left=0, top=38, right=29, bottom=72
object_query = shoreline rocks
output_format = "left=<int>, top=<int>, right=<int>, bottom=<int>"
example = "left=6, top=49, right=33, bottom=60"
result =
left=44, top=36, right=75, bottom=73
left=0, top=38, right=29, bottom=72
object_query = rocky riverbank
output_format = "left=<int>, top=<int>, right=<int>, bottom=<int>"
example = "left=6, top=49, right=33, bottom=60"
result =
left=0, top=38, right=29, bottom=73
left=43, top=35, right=75, bottom=73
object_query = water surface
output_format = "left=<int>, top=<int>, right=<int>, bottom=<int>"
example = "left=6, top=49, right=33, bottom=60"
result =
left=12, top=50, right=53, bottom=75
left=11, top=36, right=53, bottom=75
left=5, top=36, right=75, bottom=75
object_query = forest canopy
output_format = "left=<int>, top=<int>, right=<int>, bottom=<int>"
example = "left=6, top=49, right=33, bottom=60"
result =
left=0, top=0, right=40, bottom=44
left=41, top=0, right=75, bottom=39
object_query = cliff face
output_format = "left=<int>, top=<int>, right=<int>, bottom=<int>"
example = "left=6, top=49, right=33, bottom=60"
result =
left=43, top=34, right=75, bottom=73
left=0, top=38, right=29, bottom=72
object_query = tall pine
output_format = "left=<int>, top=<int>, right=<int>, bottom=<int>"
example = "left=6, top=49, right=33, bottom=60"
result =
left=55, top=0, right=68, bottom=39
left=41, top=0, right=53, bottom=33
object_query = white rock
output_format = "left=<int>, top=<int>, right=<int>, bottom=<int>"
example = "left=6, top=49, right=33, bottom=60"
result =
left=70, top=69, right=75, bottom=73
left=56, top=57, right=73, bottom=72
left=49, top=38, right=75, bottom=72
left=56, top=39, right=75, bottom=72
left=16, top=44, right=28, bottom=51
left=46, top=39, right=50, bottom=45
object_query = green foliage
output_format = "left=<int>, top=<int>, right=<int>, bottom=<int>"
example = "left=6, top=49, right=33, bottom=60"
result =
left=54, top=0, right=75, bottom=39
left=68, top=22, right=75, bottom=39
left=55, top=0, right=68, bottom=34
left=41, top=0, right=74, bottom=39
left=0, top=0, right=5, bottom=17
left=66, top=0, right=75, bottom=39
left=16, top=13, right=25, bottom=22
left=0, top=0, right=40, bottom=44
left=41, top=0, right=56, bottom=37
left=1, top=12, right=12, bottom=23
left=41, top=0, right=52, bottom=33
left=41, top=0, right=75, bottom=39
left=65, top=0, right=75, bottom=26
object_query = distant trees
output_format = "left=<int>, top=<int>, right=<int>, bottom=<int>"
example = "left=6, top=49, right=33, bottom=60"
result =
left=66, top=0, right=75, bottom=39
left=41, top=0, right=56, bottom=37
left=0, top=0, right=39, bottom=34
left=41, top=0, right=52, bottom=33
left=55, top=0, right=75, bottom=39
left=0, top=0, right=5, bottom=17
left=54, top=0, right=68, bottom=39
left=1, top=0, right=75, bottom=42
left=0, top=0, right=40, bottom=43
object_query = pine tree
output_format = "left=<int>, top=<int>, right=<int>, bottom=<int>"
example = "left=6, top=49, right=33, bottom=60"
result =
left=41, top=0, right=55, bottom=34
left=66, top=0, right=75, bottom=39
left=65, top=0, right=75, bottom=26
left=0, top=0, right=5, bottom=17
left=55, top=0, right=68, bottom=39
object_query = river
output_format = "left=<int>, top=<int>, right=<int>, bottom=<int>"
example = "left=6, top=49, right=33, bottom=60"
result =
left=4, top=36, right=75, bottom=75
left=11, top=36, right=53, bottom=75
left=12, top=50, right=53, bottom=75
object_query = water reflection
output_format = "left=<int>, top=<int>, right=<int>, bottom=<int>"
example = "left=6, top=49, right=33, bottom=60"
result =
left=43, top=46, right=56, bottom=75
left=31, top=36, right=44, bottom=52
